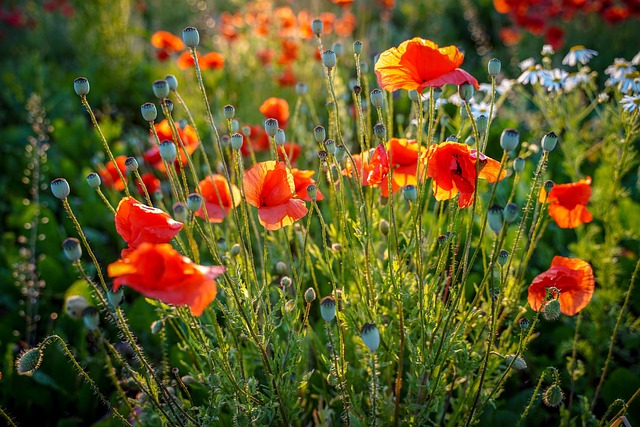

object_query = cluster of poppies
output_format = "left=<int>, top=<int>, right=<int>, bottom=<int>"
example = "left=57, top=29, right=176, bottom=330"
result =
left=151, top=31, right=224, bottom=70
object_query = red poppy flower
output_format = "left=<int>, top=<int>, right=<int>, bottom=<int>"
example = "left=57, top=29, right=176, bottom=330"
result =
left=240, top=124, right=271, bottom=156
left=257, top=48, right=275, bottom=66
left=177, top=51, right=199, bottom=69
left=99, top=155, right=128, bottom=191
left=343, top=144, right=391, bottom=196
left=375, top=38, right=479, bottom=93
left=291, top=168, right=324, bottom=201
left=151, top=31, right=185, bottom=52
left=277, top=142, right=301, bottom=164
left=277, top=66, right=297, bottom=87
left=200, top=52, right=225, bottom=70
left=195, top=174, right=241, bottom=223
left=115, top=196, right=183, bottom=257
left=389, top=138, right=424, bottom=193
left=540, top=177, right=592, bottom=229
left=136, top=173, right=161, bottom=196
left=144, top=120, right=199, bottom=172
left=277, top=38, right=299, bottom=65
left=423, top=142, right=506, bottom=208
left=527, top=256, right=595, bottom=316
left=334, top=11, right=357, bottom=37
left=108, top=243, right=225, bottom=316
left=259, top=97, right=290, bottom=128
left=243, top=161, right=308, bottom=230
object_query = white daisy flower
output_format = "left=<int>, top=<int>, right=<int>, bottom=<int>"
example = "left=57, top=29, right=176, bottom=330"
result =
left=519, top=58, right=536, bottom=71
left=562, top=45, right=598, bottom=67
left=543, top=69, right=569, bottom=92
left=518, top=64, right=551, bottom=85
left=563, top=69, right=593, bottom=91
left=478, top=79, right=513, bottom=96
left=469, top=101, right=496, bottom=118
left=541, top=44, right=555, bottom=56
left=620, top=94, right=640, bottom=112
left=605, top=58, right=636, bottom=78
left=632, top=51, right=640, bottom=65
left=607, top=70, right=640, bottom=94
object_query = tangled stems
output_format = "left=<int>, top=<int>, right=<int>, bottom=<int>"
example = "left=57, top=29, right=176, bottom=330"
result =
left=516, top=367, right=559, bottom=427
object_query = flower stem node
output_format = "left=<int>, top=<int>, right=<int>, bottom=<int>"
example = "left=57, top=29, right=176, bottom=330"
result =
left=304, top=287, right=316, bottom=303
left=223, top=104, right=235, bottom=120
left=82, top=306, right=100, bottom=331
left=353, top=40, right=363, bottom=55
left=230, top=133, right=244, bottom=151
left=403, top=185, right=417, bottom=202
left=165, top=75, right=178, bottom=91
left=488, top=58, right=502, bottom=77
left=172, top=202, right=188, bottom=223
left=125, top=157, right=138, bottom=172
left=504, top=354, right=527, bottom=370
left=513, top=157, right=525, bottom=173
left=73, top=77, right=90, bottom=96
left=500, top=128, right=520, bottom=152
left=152, top=80, right=170, bottom=100
left=65, top=295, right=90, bottom=319
left=264, top=118, right=279, bottom=137
left=542, top=131, right=558, bottom=152
left=543, top=299, right=562, bottom=321
left=186, top=193, right=203, bottom=212
left=503, top=203, right=519, bottom=223
left=322, top=50, right=337, bottom=69
left=159, top=141, right=177, bottom=163
left=62, top=237, right=82, bottom=262
left=141, top=102, right=157, bottom=122
left=488, top=204, right=504, bottom=234
left=314, top=125, right=326, bottom=143
left=361, top=323, right=380, bottom=353
left=274, top=129, right=286, bottom=146
left=370, top=89, right=384, bottom=108
left=182, top=27, right=200, bottom=48
left=51, top=178, right=70, bottom=199
left=459, top=83, right=475, bottom=102
left=16, top=347, right=43, bottom=376
left=312, top=19, right=323, bottom=37
left=543, top=384, right=564, bottom=407
left=320, top=296, right=336, bottom=322
left=498, top=249, right=509, bottom=266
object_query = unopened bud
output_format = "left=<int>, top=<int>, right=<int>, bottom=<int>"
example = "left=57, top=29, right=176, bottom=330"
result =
left=379, top=219, right=390, bottom=236
left=304, top=287, right=316, bottom=303
left=543, top=299, right=561, bottom=321
left=280, top=276, right=292, bottom=288
left=16, top=347, right=43, bottom=376
left=543, top=384, right=564, bottom=407
left=107, top=287, right=124, bottom=309
left=504, top=354, right=527, bottom=370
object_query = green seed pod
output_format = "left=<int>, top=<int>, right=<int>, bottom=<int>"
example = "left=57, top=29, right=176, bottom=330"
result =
left=361, top=323, right=380, bottom=353
left=165, top=74, right=178, bottom=91
left=334, top=145, right=346, bottom=162
left=159, top=141, right=177, bottom=163
left=459, top=83, right=475, bottom=102
left=163, top=98, right=174, bottom=113
left=465, top=135, right=476, bottom=146
left=373, top=123, right=386, bottom=141
left=503, top=203, right=519, bottom=223
left=488, top=204, right=504, bottom=234
left=276, top=261, right=288, bottom=275
left=324, top=139, right=336, bottom=155
left=295, top=82, right=308, bottom=96
left=320, top=296, right=336, bottom=322
left=274, top=129, right=286, bottom=146
left=182, top=26, right=200, bottom=48
left=231, top=119, right=240, bottom=133
left=498, top=249, right=509, bottom=266
left=370, top=89, right=384, bottom=108
left=62, top=237, right=82, bottom=262
left=476, top=115, right=488, bottom=136
left=223, top=104, right=235, bottom=120
left=542, top=131, right=558, bottom=152
left=446, top=135, right=459, bottom=142
left=513, top=157, right=525, bottom=173
left=152, top=80, right=170, bottom=99
left=230, top=133, right=244, bottom=151
left=82, top=306, right=100, bottom=331
left=312, top=19, right=323, bottom=36
left=403, top=185, right=417, bottom=202
left=304, top=287, right=316, bottom=303
left=306, top=184, right=317, bottom=201
left=264, top=118, right=279, bottom=137
left=353, top=40, right=363, bottom=55
left=518, top=317, right=530, bottom=331
left=151, top=319, right=164, bottom=334
left=332, top=42, right=343, bottom=57
left=408, top=90, right=419, bottom=102
left=230, top=243, right=241, bottom=257
left=86, top=172, right=101, bottom=189
left=318, top=150, right=328, bottom=161
left=16, top=347, right=43, bottom=376
left=322, top=50, right=337, bottom=69
left=125, top=157, right=138, bottom=172
left=51, top=178, right=70, bottom=199
left=172, top=202, right=188, bottom=223
left=141, top=102, right=157, bottom=122
left=488, top=58, right=502, bottom=77
left=544, top=180, right=555, bottom=195
left=74, top=77, right=90, bottom=96
left=186, top=193, right=202, bottom=212
left=543, top=299, right=561, bottom=321
left=504, top=354, right=527, bottom=370
left=314, top=125, right=326, bottom=143
left=107, top=287, right=124, bottom=309
left=500, top=128, right=520, bottom=152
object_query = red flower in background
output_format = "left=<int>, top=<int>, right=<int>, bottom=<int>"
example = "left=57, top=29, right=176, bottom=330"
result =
left=278, top=143, right=301, bottom=164
left=243, top=161, right=307, bottom=230
left=151, top=30, right=185, bottom=61
left=241, top=124, right=271, bottom=156
left=260, top=97, right=290, bottom=128
left=136, top=173, right=161, bottom=196
left=144, top=120, right=199, bottom=172
left=540, top=177, right=593, bottom=229
left=527, top=256, right=595, bottom=316
left=343, top=145, right=392, bottom=196
left=291, top=169, right=324, bottom=201
left=388, top=138, right=423, bottom=193
left=115, top=196, right=183, bottom=257
left=99, top=155, right=128, bottom=191
left=108, top=243, right=225, bottom=316
left=177, top=51, right=224, bottom=70
left=195, top=174, right=241, bottom=223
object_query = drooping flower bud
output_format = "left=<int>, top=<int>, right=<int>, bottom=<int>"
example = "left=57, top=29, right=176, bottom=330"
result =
left=543, top=384, right=564, bottom=407
left=304, top=287, right=316, bottom=303
left=360, top=323, right=380, bottom=353
left=73, top=77, right=90, bottom=96
left=51, top=178, right=70, bottom=199
left=182, top=26, right=200, bottom=48
left=16, top=347, right=43, bottom=376
left=379, top=219, right=390, bottom=236
left=504, top=354, right=527, bottom=370
left=543, top=299, right=561, bottom=321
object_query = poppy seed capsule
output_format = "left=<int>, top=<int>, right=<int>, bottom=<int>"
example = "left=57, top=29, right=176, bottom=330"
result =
left=513, top=157, right=525, bottom=173
left=62, top=237, right=82, bottom=262
left=86, top=172, right=101, bottom=189
left=264, top=118, right=279, bottom=137
left=186, top=193, right=202, bottom=212
left=125, top=157, right=138, bottom=172
left=403, top=185, right=417, bottom=202
left=370, top=89, right=384, bottom=108
left=107, top=287, right=124, bottom=309
left=314, top=125, right=326, bottom=143
left=304, top=287, right=316, bottom=303
left=500, top=128, right=520, bottom=152
left=465, top=136, right=476, bottom=146
left=353, top=40, right=363, bottom=55
left=543, top=384, right=564, bottom=407
left=311, top=19, right=323, bottom=36
left=220, top=135, right=230, bottom=148
left=322, top=50, right=337, bottom=69
left=518, top=317, right=530, bottom=331
left=223, top=104, right=235, bottom=120
left=16, top=347, right=43, bottom=376
left=379, top=219, right=390, bottom=236
left=306, top=184, right=317, bottom=201
left=165, top=74, right=178, bottom=91
left=503, top=203, right=519, bottom=223
left=274, top=129, right=286, bottom=146
left=373, top=123, right=386, bottom=141
left=488, top=204, right=504, bottom=234
left=230, top=133, right=243, bottom=151
left=230, top=243, right=241, bottom=257
left=334, top=145, right=346, bottom=162
left=488, top=58, right=502, bottom=77
left=320, top=296, right=336, bottom=322
left=542, top=131, right=558, bottom=152
left=324, top=139, right=336, bottom=154
left=317, top=150, right=328, bottom=161
left=543, top=180, right=555, bottom=195
left=159, top=141, right=177, bottom=163
left=172, top=202, right=188, bottom=223
left=295, top=82, right=308, bottom=96
left=408, top=90, right=419, bottom=102
left=51, top=178, right=70, bottom=199
left=361, top=323, right=380, bottom=353
left=504, top=354, right=527, bottom=370
left=141, top=102, right=158, bottom=122
left=82, top=306, right=100, bottom=331
left=459, top=83, right=475, bottom=102
left=152, top=80, right=170, bottom=99
left=498, top=249, right=509, bottom=266
left=73, top=77, right=90, bottom=96
left=353, top=85, right=362, bottom=95
left=543, top=299, right=561, bottom=321
left=476, top=115, right=488, bottom=136
left=332, top=42, right=343, bottom=57
left=446, top=135, right=459, bottom=142
left=182, top=26, right=200, bottom=48
left=231, top=119, right=240, bottom=133
left=163, top=99, right=174, bottom=112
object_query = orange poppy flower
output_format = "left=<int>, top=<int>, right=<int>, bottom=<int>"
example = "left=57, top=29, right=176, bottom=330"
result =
left=150, top=31, right=185, bottom=52
left=375, top=38, right=479, bottom=93
left=99, top=155, right=128, bottom=191
left=200, top=52, right=225, bottom=70
left=343, top=144, right=392, bottom=196
left=177, top=51, right=199, bottom=69
left=277, top=38, right=299, bottom=65
left=257, top=48, right=275, bottom=66
left=277, top=66, right=297, bottom=87
left=331, top=0, right=355, bottom=7
left=540, top=177, right=593, bottom=229
left=195, top=174, right=241, bottom=223
left=108, top=243, right=225, bottom=316
left=297, top=10, right=315, bottom=39
left=388, top=138, right=424, bottom=193
left=423, top=142, right=506, bottom=208
left=243, top=161, right=308, bottom=230
left=278, top=142, right=301, bottom=164
left=334, top=11, right=357, bottom=37
left=144, top=120, right=199, bottom=172
left=291, top=168, right=324, bottom=201
left=527, top=256, right=595, bottom=316
left=115, top=196, right=183, bottom=257
left=136, top=172, right=161, bottom=196
left=260, top=97, right=290, bottom=128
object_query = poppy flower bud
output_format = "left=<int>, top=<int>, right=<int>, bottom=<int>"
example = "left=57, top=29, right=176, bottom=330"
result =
left=504, top=354, right=527, bottom=370
left=264, top=118, right=279, bottom=137
left=280, top=276, right=292, bottom=288
left=498, top=249, right=509, bottom=266
left=65, top=295, right=89, bottom=319
left=221, top=135, right=230, bottom=148
left=542, top=132, right=558, bottom=152
left=379, top=219, right=390, bottom=236
left=370, top=89, right=384, bottom=108
left=295, top=82, right=308, bottom=96
left=107, top=287, right=124, bottom=309
left=446, top=135, right=459, bottom=142
left=186, top=193, right=202, bottom=212
left=361, top=323, right=380, bottom=353
left=320, top=296, right=336, bottom=322
left=223, top=104, right=235, bottom=120
left=163, top=99, right=174, bottom=113
left=230, top=243, right=241, bottom=257
left=312, top=19, right=323, bottom=36
left=141, top=102, right=157, bottom=122
left=543, top=299, right=561, bottom=321
left=151, top=319, right=164, bottom=334
left=165, top=74, right=178, bottom=91
left=307, top=184, right=317, bottom=201
left=276, top=261, right=288, bottom=275
left=304, top=287, right=316, bottom=303
left=181, top=375, right=195, bottom=385
left=217, top=238, right=227, bottom=251
left=62, top=237, right=82, bottom=262
left=84, top=173, right=101, bottom=190
left=74, top=77, right=90, bottom=96
left=408, top=90, right=419, bottom=102
left=500, top=128, right=520, bottom=152
left=488, top=204, right=504, bottom=234
left=503, top=203, right=519, bottom=223
left=182, top=26, right=200, bottom=48
left=82, top=306, right=100, bottom=331
left=274, top=129, right=286, bottom=146
left=353, top=40, right=363, bottom=55
left=465, top=135, right=476, bottom=146
left=159, top=141, right=177, bottom=163
left=314, top=125, right=326, bottom=143
left=332, top=43, right=343, bottom=57
left=231, top=119, right=240, bottom=133
left=543, top=384, right=564, bottom=407
left=332, top=243, right=342, bottom=252
left=459, top=83, right=475, bottom=102
left=488, top=58, right=502, bottom=77
left=513, top=157, right=525, bottom=173
left=153, top=80, right=170, bottom=99
left=373, top=123, right=386, bottom=141
left=172, top=202, right=188, bottom=223
left=125, top=157, right=138, bottom=172
left=324, top=139, right=336, bottom=154
left=334, top=145, right=346, bottom=162
left=51, top=178, right=70, bottom=199
left=318, top=150, right=328, bottom=161
left=230, top=133, right=243, bottom=151
left=16, top=347, right=43, bottom=376
left=322, top=50, right=337, bottom=69
left=403, top=185, right=417, bottom=202
left=543, top=180, right=555, bottom=195
left=518, top=317, right=530, bottom=331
